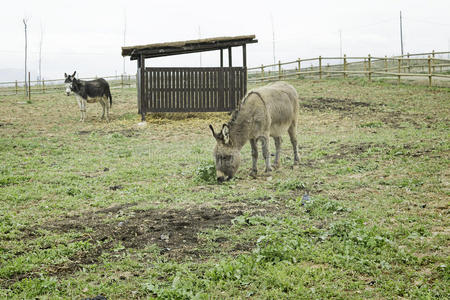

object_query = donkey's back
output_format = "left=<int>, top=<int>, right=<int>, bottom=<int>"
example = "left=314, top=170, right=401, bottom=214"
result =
left=247, top=81, right=299, bottom=137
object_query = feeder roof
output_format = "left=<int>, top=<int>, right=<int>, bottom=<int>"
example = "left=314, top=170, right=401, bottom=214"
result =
left=122, top=35, right=257, bottom=60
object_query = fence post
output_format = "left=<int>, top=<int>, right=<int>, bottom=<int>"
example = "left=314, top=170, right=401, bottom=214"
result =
left=407, top=53, right=411, bottom=72
left=15, top=80, right=18, bottom=94
left=261, top=64, right=265, bottom=81
left=43, top=79, right=45, bottom=94
left=384, top=55, right=388, bottom=73
left=397, top=58, right=401, bottom=84
left=121, top=74, right=124, bottom=89
left=297, top=58, right=301, bottom=78
left=28, top=72, right=31, bottom=101
left=278, top=60, right=281, bottom=80
left=343, top=54, right=347, bottom=78
left=319, top=56, right=322, bottom=79
left=432, top=50, right=435, bottom=73
left=428, top=55, right=432, bottom=87
left=368, top=54, right=372, bottom=82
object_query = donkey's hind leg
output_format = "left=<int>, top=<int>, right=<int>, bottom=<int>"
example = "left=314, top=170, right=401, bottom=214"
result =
left=288, top=122, right=299, bottom=165
left=105, top=96, right=110, bottom=121
left=259, top=135, right=272, bottom=173
left=249, top=138, right=258, bottom=178
left=99, top=99, right=106, bottom=120
left=273, top=136, right=282, bottom=169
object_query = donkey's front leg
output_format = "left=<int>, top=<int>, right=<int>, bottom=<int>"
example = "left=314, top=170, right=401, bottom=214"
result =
left=81, top=99, right=87, bottom=122
left=76, top=96, right=84, bottom=122
left=260, top=135, right=272, bottom=173
left=249, top=138, right=258, bottom=178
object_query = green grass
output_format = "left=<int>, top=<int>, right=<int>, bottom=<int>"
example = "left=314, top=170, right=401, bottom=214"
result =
left=0, top=79, right=449, bottom=299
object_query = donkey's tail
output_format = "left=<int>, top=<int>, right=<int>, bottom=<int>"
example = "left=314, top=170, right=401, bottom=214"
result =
left=107, top=87, right=112, bottom=107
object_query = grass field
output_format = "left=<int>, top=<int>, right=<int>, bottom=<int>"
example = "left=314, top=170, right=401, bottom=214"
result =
left=0, top=78, right=448, bottom=299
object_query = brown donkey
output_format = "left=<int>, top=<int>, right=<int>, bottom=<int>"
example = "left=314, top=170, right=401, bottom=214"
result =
left=210, top=81, right=299, bottom=182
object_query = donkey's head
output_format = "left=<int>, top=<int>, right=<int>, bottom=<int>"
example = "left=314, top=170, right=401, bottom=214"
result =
left=64, top=71, right=76, bottom=96
left=209, top=124, right=241, bottom=183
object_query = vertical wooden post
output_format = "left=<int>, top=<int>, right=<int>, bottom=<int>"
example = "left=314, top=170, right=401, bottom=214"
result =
left=432, top=50, right=435, bottom=73
left=297, top=58, right=301, bottom=78
left=384, top=55, right=388, bottom=73
left=242, top=44, right=247, bottom=97
left=407, top=53, right=410, bottom=72
left=15, top=80, right=18, bottom=94
left=228, top=47, right=232, bottom=67
left=397, top=58, right=401, bottom=84
left=278, top=60, right=281, bottom=80
left=138, top=54, right=146, bottom=120
left=368, top=54, right=372, bottom=82
left=43, top=79, right=45, bottom=94
left=28, top=72, right=31, bottom=101
left=261, top=64, right=265, bottom=81
left=242, top=44, right=247, bottom=68
left=428, top=55, right=432, bottom=87
left=121, top=74, right=124, bottom=89
left=319, top=56, right=322, bottom=79
left=343, top=54, right=347, bottom=78
left=220, top=49, right=224, bottom=67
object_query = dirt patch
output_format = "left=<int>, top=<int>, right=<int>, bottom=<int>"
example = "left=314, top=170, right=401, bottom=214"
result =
left=78, top=129, right=140, bottom=137
left=38, top=202, right=276, bottom=278
left=300, top=97, right=373, bottom=112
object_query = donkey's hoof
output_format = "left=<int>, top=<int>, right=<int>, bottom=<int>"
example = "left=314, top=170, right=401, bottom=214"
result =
left=249, top=170, right=257, bottom=179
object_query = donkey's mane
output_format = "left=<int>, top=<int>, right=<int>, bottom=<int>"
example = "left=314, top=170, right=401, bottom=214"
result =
left=228, top=91, right=258, bottom=127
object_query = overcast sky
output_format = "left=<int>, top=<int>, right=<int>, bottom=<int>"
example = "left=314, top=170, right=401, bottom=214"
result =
left=1, top=0, right=449, bottom=81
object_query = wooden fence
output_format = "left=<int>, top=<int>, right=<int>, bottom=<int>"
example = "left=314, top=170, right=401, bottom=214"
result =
left=248, top=50, right=450, bottom=87
left=0, top=74, right=136, bottom=97
left=1, top=50, right=449, bottom=98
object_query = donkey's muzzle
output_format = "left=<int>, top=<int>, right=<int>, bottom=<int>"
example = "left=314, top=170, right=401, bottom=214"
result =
left=217, top=176, right=232, bottom=183
left=66, top=92, right=70, bottom=96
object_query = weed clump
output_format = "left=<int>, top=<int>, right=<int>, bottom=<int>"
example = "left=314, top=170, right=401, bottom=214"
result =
left=195, top=161, right=216, bottom=184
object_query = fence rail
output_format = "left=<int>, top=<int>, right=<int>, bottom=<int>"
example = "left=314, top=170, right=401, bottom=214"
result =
left=0, top=74, right=137, bottom=97
left=248, top=50, right=450, bottom=87
left=1, top=50, right=449, bottom=98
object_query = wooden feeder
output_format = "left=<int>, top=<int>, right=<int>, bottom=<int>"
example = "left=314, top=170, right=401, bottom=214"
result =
left=122, top=35, right=258, bottom=120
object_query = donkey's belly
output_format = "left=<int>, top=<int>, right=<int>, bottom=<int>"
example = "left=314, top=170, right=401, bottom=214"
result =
left=86, top=97, right=101, bottom=103
left=270, top=122, right=291, bottom=137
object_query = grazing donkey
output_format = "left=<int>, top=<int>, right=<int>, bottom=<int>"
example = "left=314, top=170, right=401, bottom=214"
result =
left=210, top=81, right=299, bottom=182
left=64, top=71, right=112, bottom=122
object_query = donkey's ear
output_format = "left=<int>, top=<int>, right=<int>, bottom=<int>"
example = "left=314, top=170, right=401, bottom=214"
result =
left=209, top=124, right=219, bottom=140
left=221, top=124, right=230, bottom=145
left=72, top=71, right=76, bottom=77
left=64, top=73, right=68, bottom=78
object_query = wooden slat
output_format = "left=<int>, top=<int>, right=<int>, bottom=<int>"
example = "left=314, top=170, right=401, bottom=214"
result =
left=142, top=67, right=245, bottom=112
